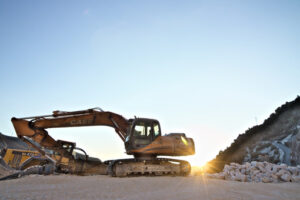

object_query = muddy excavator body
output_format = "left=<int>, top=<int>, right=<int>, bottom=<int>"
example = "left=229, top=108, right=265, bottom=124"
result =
left=11, top=108, right=195, bottom=176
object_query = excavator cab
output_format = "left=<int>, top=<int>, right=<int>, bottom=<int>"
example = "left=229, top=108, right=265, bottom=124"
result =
left=125, top=117, right=195, bottom=158
left=125, top=118, right=161, bottom=153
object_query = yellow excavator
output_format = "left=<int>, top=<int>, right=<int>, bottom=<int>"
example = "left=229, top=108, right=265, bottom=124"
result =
left=11, top=108, right=195, bottom=177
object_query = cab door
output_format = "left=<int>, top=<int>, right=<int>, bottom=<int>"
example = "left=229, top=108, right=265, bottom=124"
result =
left=132, top=122, right=152, bottom=148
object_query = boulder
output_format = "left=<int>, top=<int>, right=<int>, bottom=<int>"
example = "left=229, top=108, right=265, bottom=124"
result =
left=287, top=166, right=298, bottom=175
left=276, top=169, right=287, bottom=176
left=262, top=176, right=272, bottom=183
left=280, top=174, right=292, bottom=182
left=291, top=175, right=300, bottom=182
left=279, top=163, right=288, bottom=170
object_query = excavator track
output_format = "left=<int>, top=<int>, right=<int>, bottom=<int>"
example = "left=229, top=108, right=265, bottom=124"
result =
left=105, top=158, right=191, bottom=177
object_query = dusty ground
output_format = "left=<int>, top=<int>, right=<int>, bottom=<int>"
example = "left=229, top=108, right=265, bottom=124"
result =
left=0, top=175, right=299, bottom=200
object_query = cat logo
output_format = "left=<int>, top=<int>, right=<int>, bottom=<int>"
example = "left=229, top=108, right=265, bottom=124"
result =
left=70, top=119, right=93, bottom=126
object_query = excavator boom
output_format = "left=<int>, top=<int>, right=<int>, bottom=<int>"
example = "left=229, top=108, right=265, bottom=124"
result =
left=12, top=108, right=129, bottom=148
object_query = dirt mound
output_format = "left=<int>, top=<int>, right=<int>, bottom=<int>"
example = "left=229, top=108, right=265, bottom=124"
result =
left=207, top=96, right=300, bottom=172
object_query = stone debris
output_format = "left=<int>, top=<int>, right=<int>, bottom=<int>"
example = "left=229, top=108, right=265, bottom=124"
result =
left=206, top=161, right=300, bottom=183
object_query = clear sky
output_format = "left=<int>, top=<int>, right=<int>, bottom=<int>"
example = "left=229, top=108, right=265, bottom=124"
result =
left=0, top=0, right=299, bottom=166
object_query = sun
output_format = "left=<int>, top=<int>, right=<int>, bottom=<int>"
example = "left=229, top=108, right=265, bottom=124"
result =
left=187, top=155, right=208, bottom=168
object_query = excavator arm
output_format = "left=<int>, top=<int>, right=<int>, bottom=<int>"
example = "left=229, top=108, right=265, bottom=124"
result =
left=11, top=108, right=129, bottom=159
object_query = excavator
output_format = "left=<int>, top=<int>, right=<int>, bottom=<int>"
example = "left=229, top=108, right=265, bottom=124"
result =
left=11, top=108, right=195, bottom=177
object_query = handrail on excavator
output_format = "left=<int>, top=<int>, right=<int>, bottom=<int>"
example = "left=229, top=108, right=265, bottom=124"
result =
left=19, top=107, right=104, bottom=120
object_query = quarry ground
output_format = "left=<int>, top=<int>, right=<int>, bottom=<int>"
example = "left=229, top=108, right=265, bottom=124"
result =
left=0, top=175, right=299, bottom=200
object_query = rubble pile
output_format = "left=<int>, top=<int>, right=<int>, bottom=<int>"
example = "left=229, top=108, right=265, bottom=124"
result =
left=207, top=161, right=300, bottom=183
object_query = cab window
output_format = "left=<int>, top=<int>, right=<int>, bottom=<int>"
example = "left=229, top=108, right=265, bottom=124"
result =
left=134, top=125, right=146, bottom=136
left=153, top=123, right=160, bottom=137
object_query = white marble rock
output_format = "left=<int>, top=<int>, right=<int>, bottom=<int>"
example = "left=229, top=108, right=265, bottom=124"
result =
left=206, top=161, right=300, bottom=183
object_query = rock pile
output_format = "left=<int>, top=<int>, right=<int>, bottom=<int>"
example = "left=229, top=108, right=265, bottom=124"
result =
left=207, top=161, right=300, bottom=183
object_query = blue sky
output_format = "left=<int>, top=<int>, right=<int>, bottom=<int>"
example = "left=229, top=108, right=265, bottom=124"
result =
left=0, top=0, right=299, bottom=165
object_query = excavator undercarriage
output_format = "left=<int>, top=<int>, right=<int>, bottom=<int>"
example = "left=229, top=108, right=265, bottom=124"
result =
left=107, top=158, right=191, bottom=177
